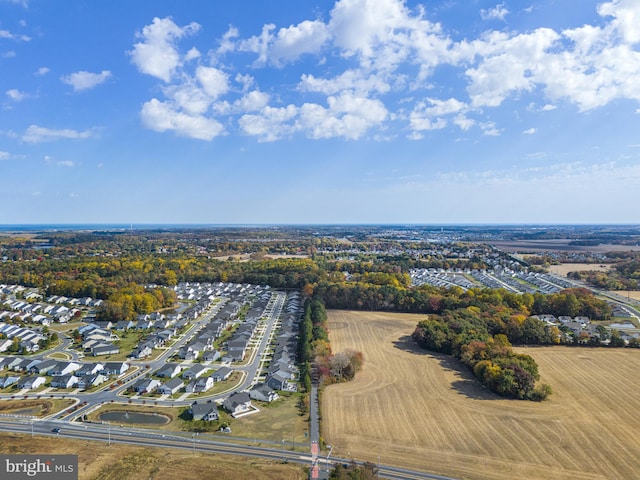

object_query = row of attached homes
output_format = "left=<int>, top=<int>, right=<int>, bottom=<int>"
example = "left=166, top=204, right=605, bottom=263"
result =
left=0, top=356, right=129, bottom=391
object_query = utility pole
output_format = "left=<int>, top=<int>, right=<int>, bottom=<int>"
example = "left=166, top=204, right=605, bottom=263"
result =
left=326, top=445, right=333, bottom=473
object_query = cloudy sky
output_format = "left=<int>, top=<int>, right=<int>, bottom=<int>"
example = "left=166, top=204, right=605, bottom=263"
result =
left=1, top=0, right=639, bottom=225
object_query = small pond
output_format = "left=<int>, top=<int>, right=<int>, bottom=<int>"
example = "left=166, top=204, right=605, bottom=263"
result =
left=98, top=411, right=170, bottom=425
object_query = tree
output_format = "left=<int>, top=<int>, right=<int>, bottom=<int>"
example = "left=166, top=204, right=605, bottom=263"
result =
left=609, top=330, right=625, bottom=347
left=595, top=324, right=609, bottom=343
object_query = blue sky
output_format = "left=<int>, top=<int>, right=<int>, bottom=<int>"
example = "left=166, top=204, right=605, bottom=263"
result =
left=1, top=0, right=639, bottom=225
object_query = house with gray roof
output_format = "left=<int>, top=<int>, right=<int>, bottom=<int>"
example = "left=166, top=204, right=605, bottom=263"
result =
left=223, top=391, right=252, bottom=417
left=158, top=377, right=184, bottom=395
left=190, top=400, right=218, bottom=421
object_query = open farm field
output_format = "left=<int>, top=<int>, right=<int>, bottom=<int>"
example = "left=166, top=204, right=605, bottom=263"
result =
left=488, top=240, right=639, bottom=253
left=550, top=263, right=613, bottom=276
left=322, top=310, right=640, bottom=480
left=0, top=432, right=305, bottom=480
left=607, top=290, right=640, bottom=301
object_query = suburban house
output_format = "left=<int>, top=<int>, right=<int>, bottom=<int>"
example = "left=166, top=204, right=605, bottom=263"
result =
left=211, top=366, right=233, bottom=382
left=179, top=341, right=206, bottom=360
left=190, top=400, right=219, bottom=421
left=49, top=361, right=81, bottom=377
left=129, top=344, right=152, bottom=359
left=17, top=376, right=46, bottom=390
left=29, top=359, right=58, bottom=375
left=75, top=363, right=104, bottom=377
left=202, top=350, right=221, bottom=363
left=226, top=338, right=249, bottom=361
left=1, top=357, right=24, bottom=371
left=0, top=375, right=20, bottom=388
left=101, top=362, right=130, bottom=376
left=91, top=343, right=120, bottom=357
left=156, top=363, right=182, bottom=379
left=182, top=364, right=208, bottom=380
left=77, top=374, right=108, bottom=389
left=130, top=378, right=161, bottom=394
left=0, top=339, right=12, bottom=352
left=186, top=376, right=214, bottom=393
left=266, top=372, right=295, bottom=392
left=114, top=320, right=135, bottom=331
left=223, top=391, right=252, bottom=417
left=158, top=377, right=184, bottom=395
left=50, top=374, right=79, bottom=389
left=249, top=383, right=279, bottom=403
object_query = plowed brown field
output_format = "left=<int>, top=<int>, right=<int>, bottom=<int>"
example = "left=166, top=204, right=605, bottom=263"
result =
left=322, top=310, right=640, bottom=480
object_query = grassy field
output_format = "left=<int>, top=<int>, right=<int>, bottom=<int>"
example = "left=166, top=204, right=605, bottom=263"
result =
left=0, top=398, right=76, bottom=417
left=0, top=432, right=306, bottom=480
left=228, top=392, right=308, bottom=446
left=322, top=310, right=640, bottom=480
left=85, top=392, right=308, bottom=444
left=550, top=263, right=613, bottom=276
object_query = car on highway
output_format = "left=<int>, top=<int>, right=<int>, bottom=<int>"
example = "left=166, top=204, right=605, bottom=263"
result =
left=52, top=428, right=61, bottom=433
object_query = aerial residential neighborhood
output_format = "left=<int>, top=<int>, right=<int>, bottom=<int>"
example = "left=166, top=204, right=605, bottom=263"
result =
left=0, top=282, right=303, bottom=428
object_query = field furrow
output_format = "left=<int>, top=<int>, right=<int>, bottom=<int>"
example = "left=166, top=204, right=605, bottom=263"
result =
left=322, top=310, right=640, bottom=480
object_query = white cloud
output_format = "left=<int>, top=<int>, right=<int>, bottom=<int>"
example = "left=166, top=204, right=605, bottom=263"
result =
left=479, top=121, right=501, bottom=136
left=195, top=66, right=229, bottom=99
left=162, top=80, right=211, bottom=116
left=233, top=90, right=270, bottom=112
left=0, top=29, right=30, bottom=42
left=297, top=91, right=388, bottom=139
left=140, top=98, right=224, bottom=140
left=35, top=67, right=50, bottom=76
left=22, top=125, right=94, bottom=143
left=6, top=88, right=28, bottom=101
left=239, top=105, right=298, bottom=141
left=598, top=0, right=640, bottom=44
left=130, top=1, right=640, bottom=142
left=523, top=127, right=537, bottom=135
left=270, top=20, right=330, bottom=64
left=7, top=0, right=29, bottom=8
left=217, top=26, right=239, bottom=56
left=463, top=28, right=559, bottom=108
left=129, top=17, right=200, bottom=82
left=2, top=50, right=16, bottom=58
left=329, top=0, right=411, bottom=59
left=481, top=4, right=509, bottom=21
left=184, top=47, right=201, bottom=62
left=299, top=70, right=391, bottom=96
left=238, top=19, right=330, bottom=66
left=0, top=151, right=10, bottom=160
left=410, top=97, right=466, bottom=131
left=57, top=160, right=75, bottom=167
left=61, top=70, right=112, bottom=92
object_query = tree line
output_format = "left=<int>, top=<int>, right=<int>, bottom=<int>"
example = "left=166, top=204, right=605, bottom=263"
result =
left=412, top=317, right=552, bottom=401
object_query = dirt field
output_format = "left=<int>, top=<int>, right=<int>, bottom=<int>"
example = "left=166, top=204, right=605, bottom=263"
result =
left=0, top=432, right=306, bottom=480
left=550, top=263, right=612, bottom=276
left=607, top=290, right=640, bottom=301
left=488, top=240, right=639, bottom=253
left=322, top=310, right=640, bottom=480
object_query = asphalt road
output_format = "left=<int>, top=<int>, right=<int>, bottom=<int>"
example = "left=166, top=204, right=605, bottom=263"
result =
left=0, top=418, right=458, bottom=480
